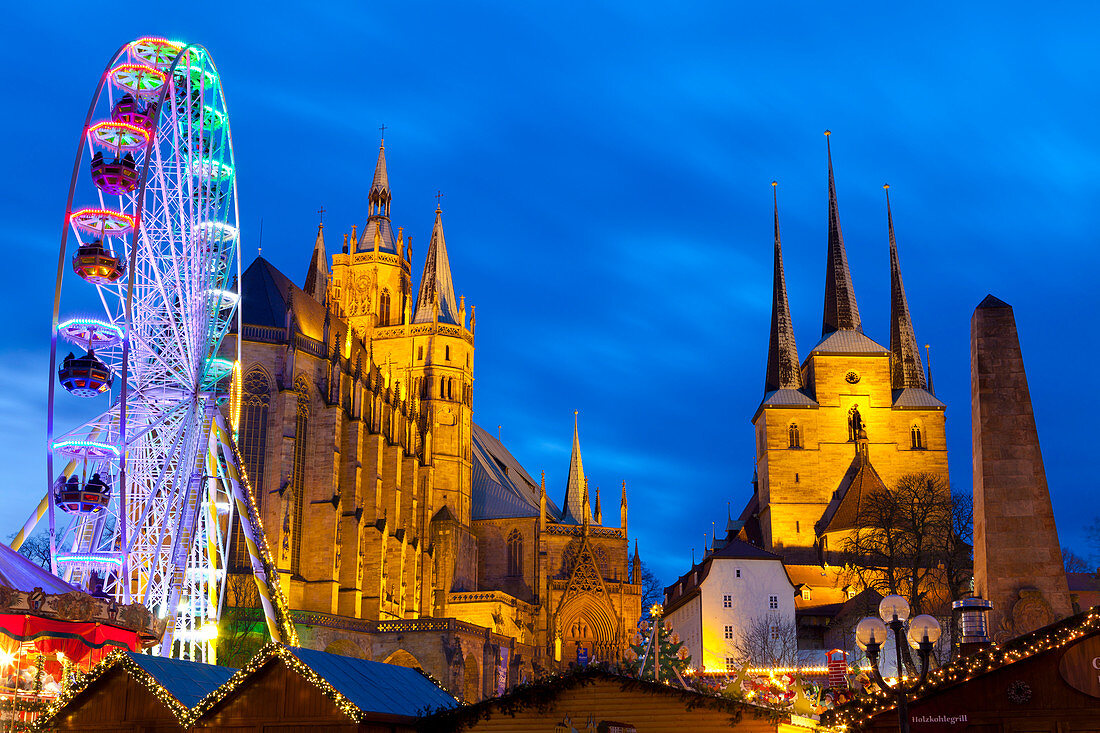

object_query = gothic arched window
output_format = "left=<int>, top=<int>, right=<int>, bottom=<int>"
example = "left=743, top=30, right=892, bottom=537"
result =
left=506, top=529, right=523, bottom=577
left=290, top=377, right=310, bottom=575
left=911, top=423, right=924, bottom=450
left=231, top=367, right=271, bottom=569
left=378, top=289, right=391, bottom=326
left=788, top=422, right=801, bottom=449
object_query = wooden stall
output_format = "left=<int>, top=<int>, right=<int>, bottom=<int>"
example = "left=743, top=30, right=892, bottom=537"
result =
left=826, top=607, right=1100, bottom=731
left=419, top=668, right=819, bottom=733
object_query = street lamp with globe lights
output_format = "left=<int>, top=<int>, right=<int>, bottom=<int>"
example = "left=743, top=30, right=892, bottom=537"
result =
left=856, top=595, right=942, bottom=733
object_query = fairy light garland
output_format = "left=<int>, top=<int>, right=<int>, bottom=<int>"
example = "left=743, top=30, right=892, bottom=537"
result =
left=825, top=608, right=1100, bottom=727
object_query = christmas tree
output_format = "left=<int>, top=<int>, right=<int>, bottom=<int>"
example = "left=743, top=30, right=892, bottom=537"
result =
left=624, top=604, right=691, bottom=684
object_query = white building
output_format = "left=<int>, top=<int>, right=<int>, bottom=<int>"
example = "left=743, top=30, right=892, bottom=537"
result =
left=662, top=537, right=796, bottom=673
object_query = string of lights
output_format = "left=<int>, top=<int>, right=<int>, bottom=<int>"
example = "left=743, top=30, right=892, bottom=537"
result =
left=826, top=608, right=1100, bottom=728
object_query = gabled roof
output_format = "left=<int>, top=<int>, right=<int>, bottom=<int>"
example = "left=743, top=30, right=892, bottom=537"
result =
left=471, top=423, right=562, bottom=521
left=760, top=388, right=819, bottom=409
left=241, top=256, right=328, bottom=341
left=816, top=449, right=889, bottom=536
left=892, top=387, right=945, bottom=409
left=125, top=652, right=237, bottom=708
left=284, top=646, right=458, bottom=719
left=0, top=542, right=76, bottom=594
left=810, top=329, right=889, bottom=355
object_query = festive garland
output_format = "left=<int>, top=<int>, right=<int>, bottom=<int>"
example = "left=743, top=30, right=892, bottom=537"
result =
left=824, top=607, right=1100, bottom=727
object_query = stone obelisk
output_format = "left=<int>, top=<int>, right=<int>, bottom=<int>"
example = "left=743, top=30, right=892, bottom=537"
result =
left=971, top=295, right=1072, bottom=640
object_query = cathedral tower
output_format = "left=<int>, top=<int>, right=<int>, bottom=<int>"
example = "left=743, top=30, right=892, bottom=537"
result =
left=749, top=136, right=948, bottom=560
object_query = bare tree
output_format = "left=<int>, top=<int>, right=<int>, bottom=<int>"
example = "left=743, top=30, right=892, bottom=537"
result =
left=216, top=573, right=266, bottom=668
left=729, top=613, right=802, bottom=669
left=640, top=562, right=663, bottom=617
left=12, top=533, right=51, bottom=570
left=1064, top=548, right=1090, bottom=573
left=841, top=473, right=969, bottom=616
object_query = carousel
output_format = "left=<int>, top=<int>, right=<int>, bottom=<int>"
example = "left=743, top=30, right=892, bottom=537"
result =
left=0, top=541, right=163, bottom=728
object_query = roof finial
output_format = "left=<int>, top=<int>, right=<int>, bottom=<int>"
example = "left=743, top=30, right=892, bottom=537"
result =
left=435, top=189, right=444, bottom=214
left=379, top=123, right=386, bottom=148
left=925, top=343, right=936, bottom=395
left=317, top=205, right=326, bottom=227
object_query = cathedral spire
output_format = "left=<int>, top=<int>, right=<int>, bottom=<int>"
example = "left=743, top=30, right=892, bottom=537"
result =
left=885, top=185, right=926, bottom=390
left=359, top=138, right=398, bottom=254
left=764, top=182, right=803, bottom=394
left=593, top=486, right=602, bottom=525
left=413, top=205, right=460, bottom=325
left=562, top=411, right=588, bottom=524
left=304, top=221, right=329, bottom=304
left=822, top=131, right=862, bottom=336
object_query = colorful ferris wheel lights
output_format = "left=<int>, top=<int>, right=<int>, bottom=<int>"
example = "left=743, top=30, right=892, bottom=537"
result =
left=55, top=552, right=124, bottom=568
left=70, top=208, right=135, bottom=236
left=111, top=64, right=168, bottom=97
left=88, top=121, right=150, bottom=151
left=51, top=440, right=120, bottom=459
left=58, top=317, right=125, bottom=348
left=194, top=221, right=238, bottom=243
left=189, top=158, right=234, bottom=181
left=128, top=37, right=183, bottom=68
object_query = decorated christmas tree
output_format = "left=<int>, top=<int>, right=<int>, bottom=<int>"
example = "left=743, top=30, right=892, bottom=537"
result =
left=623, top=604, right=691, bottom=685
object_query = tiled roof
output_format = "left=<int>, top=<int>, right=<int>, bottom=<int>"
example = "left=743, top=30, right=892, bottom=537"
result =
left=241, top=257, right=328, bottom=341
left=0, top=542, right=77, bottom=594
left=471, top=423, right=561, bottom=521
left=811, top=329, right=888, bottom=355
left=125, top=652, right=236, bottom=708
left=892, top=388, right=945, bottom=409
left=358, top=216, right=399, bottom=254
left=288, top=647, right=458, bottom=718
left=760, top=388, right=818, bottom=409
left=816, top=450, right=889, bottom=536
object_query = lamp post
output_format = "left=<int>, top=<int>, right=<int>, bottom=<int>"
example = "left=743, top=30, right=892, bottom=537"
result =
left=855, top=595, right=941, bottom=733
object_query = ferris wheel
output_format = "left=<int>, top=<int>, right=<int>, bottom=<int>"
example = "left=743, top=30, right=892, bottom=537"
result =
left=24, top=37, right=295, bottom=662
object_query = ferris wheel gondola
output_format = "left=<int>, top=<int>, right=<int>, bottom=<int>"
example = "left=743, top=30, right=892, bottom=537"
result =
left=36, top=37, right=295, bottom=662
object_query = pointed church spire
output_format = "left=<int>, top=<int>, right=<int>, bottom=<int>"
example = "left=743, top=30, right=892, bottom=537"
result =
left=885, top=185, right=927, bottom=390
left=632, top=540, right=642, bottom=586
left=304, top=220, right=329, bottom=304
left=413, top=205, right=460, bottom=325
left=593, top=486, right=602, bottom=525
left=765, top=182, right=803, bottom=394
left=620, top=480, right=628, bottom=531
left=562, top=411, right=588, bottom=524
left=822, top=131, right=862, bottom=336
left=359, top=137, right=397, bottom=253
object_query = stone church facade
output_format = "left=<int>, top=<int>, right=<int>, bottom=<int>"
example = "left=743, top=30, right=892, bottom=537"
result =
left=673, top=140, right=955, bottom=664
left=223, top=141, right=641, bottom=700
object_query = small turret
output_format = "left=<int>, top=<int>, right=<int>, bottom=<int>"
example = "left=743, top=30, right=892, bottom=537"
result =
left=620, top=480, right=628, bottom=531
left=632, top=540, right=642, bottom=585
left=593, top=486, right=602, bottom=525
left=539, top=470, right=547, bottom=525
left=304, top=221, right=329, bottom=304
left=413, top=206, right=459, bottom=325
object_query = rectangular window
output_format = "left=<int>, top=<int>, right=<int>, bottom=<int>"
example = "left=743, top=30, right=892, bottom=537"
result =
left=735, top=568, right=741, bottom=578
left=723, top=594, right=732, bottom=608
left=725, top=657, right=736, bottom=672
left=724, top=625, right=733, bottom=639
left=445, top=345, right=451, bottom=361
left=417, top=345, right=424, bottom=360
left=769, top=595, right=778, bottom=610
left=770, top=625, right=780, bottom=640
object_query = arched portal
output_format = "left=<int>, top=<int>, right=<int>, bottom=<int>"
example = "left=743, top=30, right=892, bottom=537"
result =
left=559, top=597, right=619, bottom=666
left=463, top=653, right=481, bottom=703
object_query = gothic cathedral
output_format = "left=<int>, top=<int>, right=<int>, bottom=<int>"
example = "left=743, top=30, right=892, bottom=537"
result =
left=226, top=140, right=642, bottom=701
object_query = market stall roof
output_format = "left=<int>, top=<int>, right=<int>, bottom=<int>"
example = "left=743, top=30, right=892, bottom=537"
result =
left=0, top=541, right=75, bottom=594
left=125, top=652, right=237, bottom=707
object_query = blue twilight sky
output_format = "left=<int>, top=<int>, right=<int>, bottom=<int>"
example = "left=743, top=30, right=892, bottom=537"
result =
left=2, top=2, right=1099, bottom=586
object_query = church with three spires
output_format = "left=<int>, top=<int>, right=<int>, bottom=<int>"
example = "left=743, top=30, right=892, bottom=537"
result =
left=225, top=139, right=641, bottom=701
left=663, top=134, right=951, bottom=667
